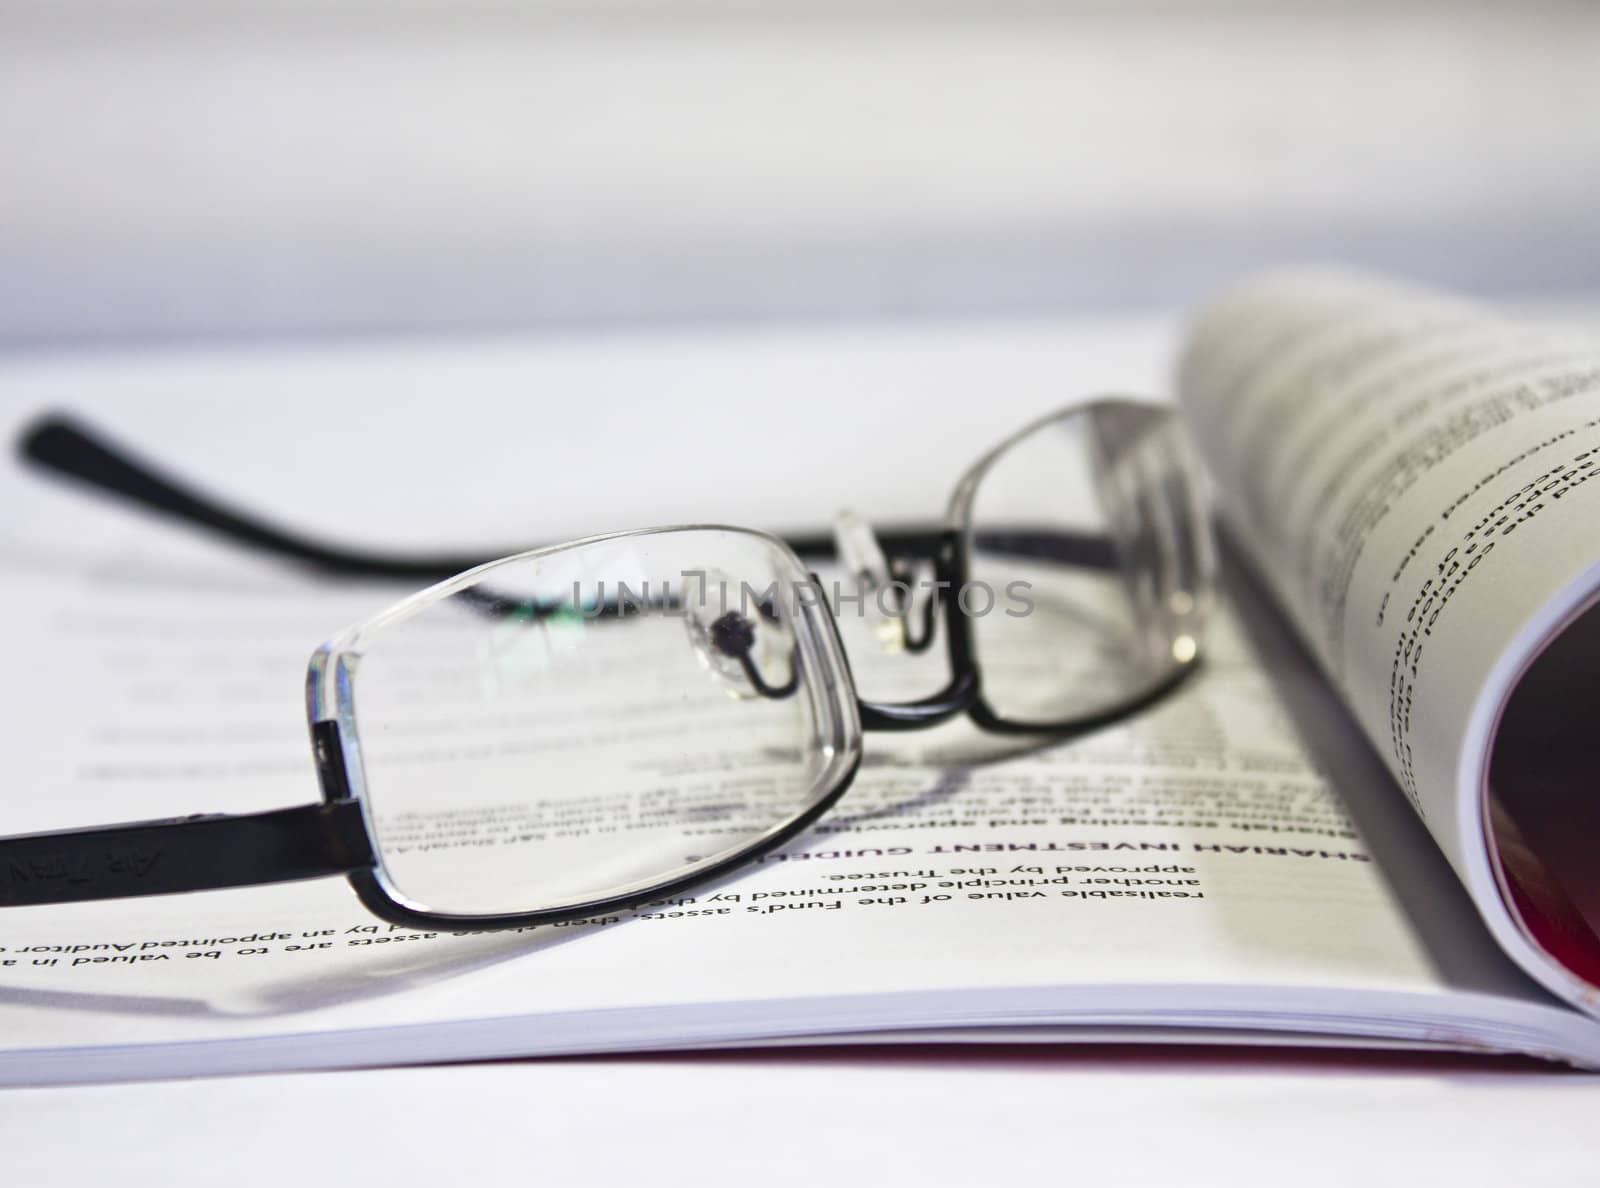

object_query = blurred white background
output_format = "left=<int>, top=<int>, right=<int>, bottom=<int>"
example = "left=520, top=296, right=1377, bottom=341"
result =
left=3, top=0, right=1598, bottom=345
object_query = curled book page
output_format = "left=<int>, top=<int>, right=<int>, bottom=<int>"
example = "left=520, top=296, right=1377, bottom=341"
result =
left=1179, top=270, right=1600, bottom=1013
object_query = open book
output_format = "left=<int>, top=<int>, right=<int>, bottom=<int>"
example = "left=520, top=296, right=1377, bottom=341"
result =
left=2, top=271, right=1598, bottom=1084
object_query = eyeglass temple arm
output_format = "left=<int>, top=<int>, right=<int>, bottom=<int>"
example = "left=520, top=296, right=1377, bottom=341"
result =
left=20, top=414, right=503, bottom=582
left=0, top=799, right=373, bottom=908
left=21, top=412, right=1117, bottom=573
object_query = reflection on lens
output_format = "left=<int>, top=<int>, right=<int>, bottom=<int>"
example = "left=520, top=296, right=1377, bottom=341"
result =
left=312, top=528, right=861, bottom=918
left=956, top=401, right=1213, bottom=727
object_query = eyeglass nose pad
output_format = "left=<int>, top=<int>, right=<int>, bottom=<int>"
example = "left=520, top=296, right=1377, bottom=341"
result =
left=682, top=568, right=798, bottom=700
left=833, top=509, right=909, bottom=653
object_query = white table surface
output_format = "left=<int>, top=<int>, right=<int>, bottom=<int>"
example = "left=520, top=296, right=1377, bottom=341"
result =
left=4, top=1046, right=1597, bottom=1185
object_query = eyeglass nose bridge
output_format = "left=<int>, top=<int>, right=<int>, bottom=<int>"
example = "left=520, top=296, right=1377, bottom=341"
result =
left=832, top=509, right=938, bottom=655
left=823, top=517, right=978, bottom=732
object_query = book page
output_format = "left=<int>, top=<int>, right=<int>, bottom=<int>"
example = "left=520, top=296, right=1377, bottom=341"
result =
left=1178, top=271, right=1600, bottom=1012
left=2, top=490, right=1595, bottom=1081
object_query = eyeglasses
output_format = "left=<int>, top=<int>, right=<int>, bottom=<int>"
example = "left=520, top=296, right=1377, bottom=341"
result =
left=2, top=400, right=1214, bottom=930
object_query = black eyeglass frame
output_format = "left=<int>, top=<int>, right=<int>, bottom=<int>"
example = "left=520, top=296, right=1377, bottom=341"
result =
left=0, top=408, right=1203, bottom=930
